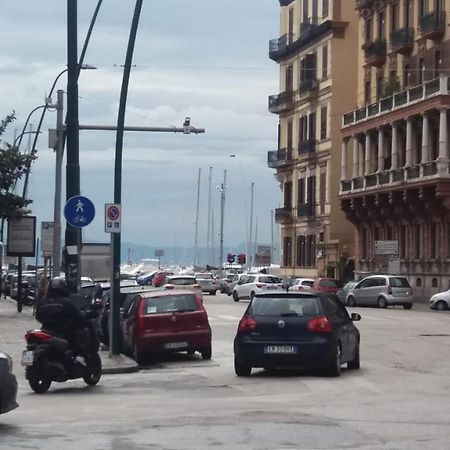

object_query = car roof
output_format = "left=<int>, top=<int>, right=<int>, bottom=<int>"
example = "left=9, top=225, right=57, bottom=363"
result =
left=169, top=275, right=196, bottom=279
left=139, top=289, right=198, bottom=298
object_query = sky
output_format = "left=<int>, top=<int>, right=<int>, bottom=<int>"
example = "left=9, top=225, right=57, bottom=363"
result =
left=0, top=0, right=281, bottom=258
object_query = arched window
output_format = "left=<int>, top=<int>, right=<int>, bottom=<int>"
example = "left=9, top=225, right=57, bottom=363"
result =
left=432, top=278, right=438, bottom=288
left=416, top=278, right=422, bottom=287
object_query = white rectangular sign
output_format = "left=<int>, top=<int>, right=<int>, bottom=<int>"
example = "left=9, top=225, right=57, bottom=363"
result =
left=105, top=203, right=121, bottom=233
left=374, top=240, right=398, bottom=255
left=41, top=221, right=54, bottom=256
left=7, top=216, right=36, bottom=257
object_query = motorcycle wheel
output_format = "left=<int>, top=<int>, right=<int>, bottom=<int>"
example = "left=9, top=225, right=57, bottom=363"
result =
left=83, top=352, right=102, bottom=386
left=27, top=368, right=51, bottom=394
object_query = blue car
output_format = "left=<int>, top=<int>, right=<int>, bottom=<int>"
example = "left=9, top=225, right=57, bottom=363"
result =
left=0, top=352, right=18, bottom=414
left=234, top=292, right=361, bottom=377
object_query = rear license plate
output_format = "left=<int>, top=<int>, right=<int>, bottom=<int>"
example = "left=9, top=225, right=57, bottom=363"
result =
left=264, top=345, right=297, bottom=354
left=164, top=341, right=188, bottom=350
left=21, top=350, right=34, bottom=366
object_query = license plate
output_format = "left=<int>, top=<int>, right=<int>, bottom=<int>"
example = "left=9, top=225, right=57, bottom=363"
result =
left=21, top=350, right=34, bottom=366
left=264, top=345, right=297, bottom=354
left=164, top=341, right=188, bottom=350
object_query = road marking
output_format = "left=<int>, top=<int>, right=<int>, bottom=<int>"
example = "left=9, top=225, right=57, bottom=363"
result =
left=217, top=314, right=241, bottom=321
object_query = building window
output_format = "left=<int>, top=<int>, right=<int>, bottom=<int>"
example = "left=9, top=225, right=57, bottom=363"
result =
left=365, top=18, right=373, bottom=44
left=414, top=224, right=421, bottom=259
left=288, top=8, right=294, bottom=44
left=308, top=111, right=316, bottom=141
left=303, top=0, right=309, bottom=22
left=419, top=58, right=424, bottom=85
left=297, top=235, right=306, bottom=267
left=376, top=73, right=384, bottom=99
left=306, top=235, right=316, bottom=267
left=322, top=43, right=328, bottom=79
left=298, top=178, right=305, bottom=206
left=416, top=277, right=422, bottom=287
left=374, top=227, right=380, bottom=241
left=400, top=225, right=407, bottom=258
left=284, top=181, right=292, bottom=208
left=386, top=225, right=393, bottom=240
left=312, top=0, right=318, bottom=22
left=283, top=236, right=292, bottom=267
left=405, top=0, right=413, bottom=28
left=285, top=65, right=293, bottom=91
left=320, top=106, right=327, bottom=139
left=299, top=116, right=307, bottom=142
left=435, top=50, right=441, bottom=78
left=319, top=232, right=324, bottom=242
left=378, top=11, right=385, bottom=39
left=430, top=222, right=438, bottom=259
left=322, top=0, right=329, bottom=18
left=403, top=64, right=410, bottom=88
left=287, top=120, right=293, bottom=152
left=365, top=79, right=371, bottom=103
left=361, top=228, right=367, bottom=259
left=307, top=175, right=316, bottom=208
left=419, top=0, right=427, bottom=17
left=319, top=172, right=326, bottom=214
left=391, top=2, right=398, bottom=33
left=432, top=278, right=438, bottom=288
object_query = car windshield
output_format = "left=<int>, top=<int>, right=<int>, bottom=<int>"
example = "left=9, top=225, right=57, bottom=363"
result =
left=250, top=296, right=320, bottom=316
left=320, top=279, right=338, bottom=288
left=168, top=277, right=196, bottom=286
left=342, top=281, right=356, bottom=292
left=143, top=294, right=199, bottom=314
left=389, top=277, right=410, bottom=288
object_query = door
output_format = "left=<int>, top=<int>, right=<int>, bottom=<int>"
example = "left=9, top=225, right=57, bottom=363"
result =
left=122, top=295, right=140, bottom=351
left=240, top=275, right=256, bottom=299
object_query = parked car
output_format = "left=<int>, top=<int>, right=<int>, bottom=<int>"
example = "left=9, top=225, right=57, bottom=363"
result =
left=136, top=271, right=157, bottom=286
left=0, top=352, right=18, bottom=414
left=121, top=289, right=212, bottom=364
left=336, top=281, right=358, bottom=304
left=312, top=278, right=340, bottom=294
left=152, top=270, right=174, bottom=287
left=429, top=289, right=450, bottom=310
left=164, top=275, right=203, bottom=301
left=288, top=278, right=315, bottom=292
left=219, top=273, right=236, bottom=293
left=194, top=272, right=219, bottom=295
left=346, top=275, right=413, bottom=309
left=233, top=292, right=361, bottom=377
left=224, top=273, right=248, bottom=296
left=232, top=274, right=283, bottom=302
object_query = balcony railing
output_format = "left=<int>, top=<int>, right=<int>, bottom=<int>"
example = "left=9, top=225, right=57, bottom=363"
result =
left=275, top=206, right=293, bottom=222
left=267, top=148, right=293, bottom=169
left=298, top=139, right=316, bottom=155
left=363, top=39, right=387, bottom=66
left=390, top=27, right=414, bottom=54
left=279, top=0, right=295, bottom=6
left=423, top=161, right=437, bottom=176
left=342, top=76, right=448, bottom=127
left=268, top=90, right=294, bottom=114
left=269, top=34, right=288, bottom=60
left=300, top=17, right=319, bottom=35
left=298, top=202, right=315, bottom=217
left=420, top=10, right=446, bottom=40
left=299, top=78, right=318, bottom=97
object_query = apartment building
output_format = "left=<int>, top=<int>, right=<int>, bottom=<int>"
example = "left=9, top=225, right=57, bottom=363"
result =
left=268, top=0, right=358, bottom=280
left=340, top=0, right=450, bottom=298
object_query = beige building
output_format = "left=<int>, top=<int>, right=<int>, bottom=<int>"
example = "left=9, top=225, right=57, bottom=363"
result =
left=268, top=0, right=358, bottom=280
left=340, top=0, right=450, bottom=299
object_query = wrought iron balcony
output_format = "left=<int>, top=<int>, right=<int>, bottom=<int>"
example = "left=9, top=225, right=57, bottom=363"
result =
left=268, top=90, right=294, bottom=114
left=390, top=28, right=414, bottom=54
left=279, top=0, right=295, bottom=6
left=299, top=78, right=318, bottom=97
left=298, top=202, right=315, bottom=217
left=269, top=34, right=287, bottom=61
left=275, top=206, right=293, bottom=223
left=267, top=148, right=293, bottom=169
left=298, top=140, right=316, bottom=155
left=363, top=39, right=387, bottom=67
left=420, top=10, right=446, bottom=40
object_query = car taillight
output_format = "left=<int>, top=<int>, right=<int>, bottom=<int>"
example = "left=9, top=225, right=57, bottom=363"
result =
left=256, top=283, right=266, bottom=288
left=165, top=284, right=174, bottom=290
left=387, top=286, right=392, bottom=294
left=25, top=330, right=52, bottom=343
left=238, top=315, right=257, bottom=332
left=193, top=284, right=201, bottom=289
left=307, top=316, right=332, bottom=333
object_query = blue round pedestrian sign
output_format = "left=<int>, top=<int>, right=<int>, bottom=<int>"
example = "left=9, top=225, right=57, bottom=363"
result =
left=64, top=196, right=95, bottom=228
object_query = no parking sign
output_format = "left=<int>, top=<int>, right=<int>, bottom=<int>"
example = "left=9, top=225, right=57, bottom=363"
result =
left=105, top=203, right=121, bottom=233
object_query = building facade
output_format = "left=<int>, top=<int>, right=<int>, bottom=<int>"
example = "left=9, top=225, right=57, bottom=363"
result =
left=340, top=0, right=450, bottom=299
left=268, top=0, right=358, bottom=280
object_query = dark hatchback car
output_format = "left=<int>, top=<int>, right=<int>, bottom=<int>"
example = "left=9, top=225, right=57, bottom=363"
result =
left=234, top=292, right=361, bottom=377
left=121, top=289, right=212, bottom=364
left=0, top=352, right=18, bottom=415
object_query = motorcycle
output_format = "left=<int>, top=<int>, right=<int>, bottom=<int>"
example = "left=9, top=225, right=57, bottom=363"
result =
left=21, top=307, right=102, bottom=393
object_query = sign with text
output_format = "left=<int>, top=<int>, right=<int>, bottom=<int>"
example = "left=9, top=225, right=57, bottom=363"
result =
left=155, top=249, right=164, bottom=257
left=7, top=216, right=36, bottom=257
left=41, top=221, right=54, bottom=256
left=374, top=240, right=398, bottom=255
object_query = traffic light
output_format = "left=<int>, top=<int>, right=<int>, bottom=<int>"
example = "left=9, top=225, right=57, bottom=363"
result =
left=237, top=253, right=246, bottom=265
left=227, top=253, right=235, bottom=264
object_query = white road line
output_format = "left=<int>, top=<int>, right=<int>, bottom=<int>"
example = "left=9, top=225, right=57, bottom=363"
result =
left=217, top=314, right=241, bottom=321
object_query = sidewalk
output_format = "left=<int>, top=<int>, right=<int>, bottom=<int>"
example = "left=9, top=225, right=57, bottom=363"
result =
left=0, top=296, right=138, bottom=375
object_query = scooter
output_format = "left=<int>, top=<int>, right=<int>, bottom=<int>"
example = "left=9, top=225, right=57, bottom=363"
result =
left=21, top=309, right=102, bottom=393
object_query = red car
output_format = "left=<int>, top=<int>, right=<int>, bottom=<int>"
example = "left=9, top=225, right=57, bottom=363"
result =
left=313, top=278, right=340, bottom=294
left=151, top=270, right=174, bottom=287
left=121, top=289, right=212, bottom=364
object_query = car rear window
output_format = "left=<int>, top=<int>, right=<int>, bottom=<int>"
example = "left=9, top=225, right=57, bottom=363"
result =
left=389, top=277, right=410, bottom=288
left=168, top=277, right=196, bottom=286
left=250, top=296, right=320, bottom=316
left=196, top=274, right=213, bottom=280
left=143, top=294, right=199, bottom=315
left=320, top=279, right=338, bottom=288
left=302, top=280, right=314, bottom=287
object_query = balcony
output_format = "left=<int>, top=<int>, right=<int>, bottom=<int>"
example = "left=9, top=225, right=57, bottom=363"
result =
left=390, top=28, right=414, bottom=54
left=342, top=76, right=446, bottom=127
left=363, top=39, right=387, bottom=67
left=420, top=10, right=446, bottom=40
left=299, top=78, right=318, bottom=98
left=275, top=206, right=293, bottom=223
left=298, top=202, right=315, bottom=217
left=298, top=140, right=316, bottom=156
left=356, top=0, right=373, bottom=8
left=267, top=148, right=293, bottom=169
left=269, top=34, right=288, bottom=61
left=268, top=90, right=294, bottom=114
left=300, top=17, right=319, bottom=36
left=279, top=0, right=295, bottom=5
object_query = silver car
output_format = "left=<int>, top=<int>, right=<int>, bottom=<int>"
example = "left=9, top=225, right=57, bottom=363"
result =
left=346, top=275, right=413, bottom=309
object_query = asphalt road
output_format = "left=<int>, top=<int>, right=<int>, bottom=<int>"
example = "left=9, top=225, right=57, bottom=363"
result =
left=1, top=294, right=450, bottom=450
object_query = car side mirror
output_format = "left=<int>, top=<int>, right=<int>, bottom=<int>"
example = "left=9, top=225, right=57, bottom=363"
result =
left=351, top=313, right=361, bottom=321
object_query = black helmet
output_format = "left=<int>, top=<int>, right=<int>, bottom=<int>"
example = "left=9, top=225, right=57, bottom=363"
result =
left=49, top=276, right=67, bottom=291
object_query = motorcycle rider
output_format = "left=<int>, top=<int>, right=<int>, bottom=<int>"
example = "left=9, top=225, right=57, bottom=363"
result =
left=35, top=277, right=88, bottom=357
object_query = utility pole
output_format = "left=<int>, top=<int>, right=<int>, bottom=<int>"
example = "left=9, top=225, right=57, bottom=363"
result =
left=194, top=168, right=201, bottom=266
left=271, top=209, right=274, bottom=265
left=248, top=182, right=254, bottom=270
left=206, top=166, right=212, bottom=265
left=211, top=209, right=215, bottom=266
left=219, top=170, right=227, bottom=275
left=254, top=217, right=258, bottom=266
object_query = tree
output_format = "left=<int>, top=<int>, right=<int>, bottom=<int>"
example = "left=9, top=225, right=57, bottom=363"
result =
left=0, top=113, right=36, bottom=230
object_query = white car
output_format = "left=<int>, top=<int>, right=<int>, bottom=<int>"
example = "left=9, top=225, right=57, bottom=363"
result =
left=429, top=290, right=450, bottom=310
left=288, top=278, right=315, bottom=292
left=232, top=274, right=282, bottom=302
left=164, top=275, right=203, bottom=301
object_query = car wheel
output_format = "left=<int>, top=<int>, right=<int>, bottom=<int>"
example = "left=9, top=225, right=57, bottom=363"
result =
left=233, top=291, right=239, bottom=302
left=234, top=357, right=251, bottom=377
left=435, top=300, right=448, bottom=311
left=347, top=345, right=360, bottom=370
left=133, top=343, right=145, bottom=366
left=403, top=303, right=413, bottom=310
left=377, top=297, right=388, bottom=309
left=326, top=343, right=342, bottom=377
left=201, top=346, right=212, bottom=360
left=346, top=296, right=356, bottom=307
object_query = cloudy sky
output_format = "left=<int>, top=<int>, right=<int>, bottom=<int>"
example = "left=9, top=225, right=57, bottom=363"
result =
left=0, top=0, right=280, bottom=258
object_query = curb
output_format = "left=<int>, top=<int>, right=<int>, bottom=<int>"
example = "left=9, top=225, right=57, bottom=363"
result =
left=100, top=352, right=139, bottom=375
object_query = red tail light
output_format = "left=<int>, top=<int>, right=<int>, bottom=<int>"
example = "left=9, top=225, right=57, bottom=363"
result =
left=165, top=284, right=174, bottom=290
left=256, top=283, right=266, bottom=288
left=25, top=330, right=53, bottom=343
left=387, top=286, right=393, bottom=294
left=238, top=315, right=257, bottom=332
left=307, top=316, right=332, bottom=333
